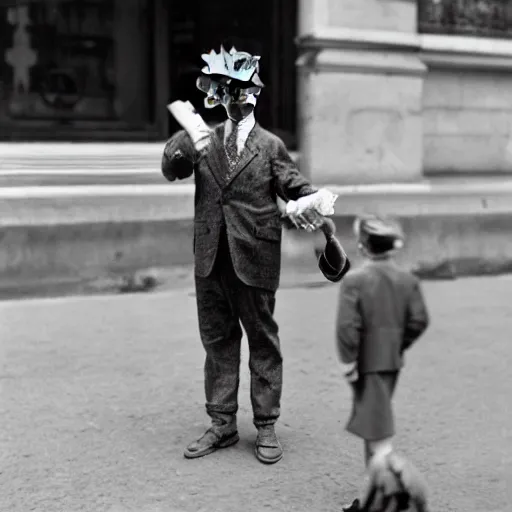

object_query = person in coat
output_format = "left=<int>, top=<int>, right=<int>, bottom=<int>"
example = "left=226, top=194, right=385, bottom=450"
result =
left=336, top=214, right=430, bottom=466
left=162, top=45, right=336, bottom=464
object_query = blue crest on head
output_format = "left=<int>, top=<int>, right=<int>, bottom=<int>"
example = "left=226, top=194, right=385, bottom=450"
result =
left=201, top=45, right=263, bottom=85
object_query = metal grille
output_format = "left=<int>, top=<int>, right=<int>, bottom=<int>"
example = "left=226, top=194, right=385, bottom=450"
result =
left=418, top=0, right=512, bottom=39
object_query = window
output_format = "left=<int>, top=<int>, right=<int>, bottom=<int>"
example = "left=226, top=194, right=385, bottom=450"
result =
left=0, top=0, right=153, bottom=127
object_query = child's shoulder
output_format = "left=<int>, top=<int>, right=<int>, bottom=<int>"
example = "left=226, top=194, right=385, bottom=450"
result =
left=340, top=267, right=366, bottom=287
left=346, top=262, right=419, bottom=286
left=391, top=263, right=419, bottom=280
left=393, top=264, right=421, bottom=287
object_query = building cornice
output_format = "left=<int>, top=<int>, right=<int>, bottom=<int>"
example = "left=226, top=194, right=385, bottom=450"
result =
left=296, top=28, right=425, bottom=76
left=296, top=27, right=420, bottom=53
left=419, top=34, right=512, bottom=71
left=297, top=29, right=512, bottom=73
left=419, top=34, right=512, bottom=57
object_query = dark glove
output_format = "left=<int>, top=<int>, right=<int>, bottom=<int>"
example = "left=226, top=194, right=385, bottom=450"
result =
left=316, top=218, right=350, bottom=282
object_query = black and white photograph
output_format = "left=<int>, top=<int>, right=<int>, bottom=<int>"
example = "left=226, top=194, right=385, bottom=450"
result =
left=1, top=0, right=511, bottom=511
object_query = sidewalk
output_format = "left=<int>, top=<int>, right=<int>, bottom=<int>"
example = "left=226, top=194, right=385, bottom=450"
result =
left=1, top=276, right=511, bottom=512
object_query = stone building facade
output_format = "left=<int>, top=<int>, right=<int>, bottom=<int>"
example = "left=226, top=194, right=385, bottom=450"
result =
left=1, top=0, right=511, bottom=185
left=298, top=0, right=512, bottom=184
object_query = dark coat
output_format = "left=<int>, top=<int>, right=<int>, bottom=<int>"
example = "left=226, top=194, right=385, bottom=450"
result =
left=336, top=260, right=429, bottom=374
left=161, top=122, right=316, bottom=291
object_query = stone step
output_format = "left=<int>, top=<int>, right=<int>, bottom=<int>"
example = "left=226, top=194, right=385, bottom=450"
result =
left=0, top=143, right=165, bottom=170
left=2, top=178, right=512, bottom=225
left=0, top=143, right=299, bottom=173
left=1, top=179, right=512, bottom=300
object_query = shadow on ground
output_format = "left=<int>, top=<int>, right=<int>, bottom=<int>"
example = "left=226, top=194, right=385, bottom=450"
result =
left=2, top=256, right=512, bottom=302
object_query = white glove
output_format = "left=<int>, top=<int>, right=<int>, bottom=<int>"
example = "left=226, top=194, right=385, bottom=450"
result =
left=286, top=188, right=338, bottom=217
left=167, top=101, right=211, bottom=151
left=276, top=194, right=321, bottom=231
left=276, top=188, right=338, bottom=232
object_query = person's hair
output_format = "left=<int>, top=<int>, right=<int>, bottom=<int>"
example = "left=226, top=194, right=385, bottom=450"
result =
left=354, top=215, right=404, bottom=256
left=365, top=236, right=397, bottom=255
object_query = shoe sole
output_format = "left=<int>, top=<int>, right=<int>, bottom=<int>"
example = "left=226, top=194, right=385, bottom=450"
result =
left=253, top=445, right=283, bottom=465
left=183, top=432, right=240, bottom=459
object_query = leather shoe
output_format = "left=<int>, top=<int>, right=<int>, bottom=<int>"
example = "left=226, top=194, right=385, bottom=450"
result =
left=184, top=428, right=239, bottom=459
left=254, top=425, right=283, bottom=464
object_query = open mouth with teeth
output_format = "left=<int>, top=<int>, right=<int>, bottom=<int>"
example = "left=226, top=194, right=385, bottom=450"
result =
left=196, top=75, right=261, bottom=109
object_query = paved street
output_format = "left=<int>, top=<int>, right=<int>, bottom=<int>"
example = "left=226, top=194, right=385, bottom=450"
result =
left=1, top=276, right=512, bottom=512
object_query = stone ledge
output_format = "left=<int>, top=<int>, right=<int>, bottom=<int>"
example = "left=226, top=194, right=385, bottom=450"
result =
left=297, top=30, right=512, bottom=58
left=297, top=48, right=426, bottom=76
left=420, top=34, right=512, bottom=71
left=296, top=29, right=512, bottom=73
left=297, top=27, right=420, bottom=52
left=296, top=28, right=426, bottom=76
left=421, top=51, right=512, bottom=71
left=420, top=34, right=512, bottom=58
left=1, top=212, right=512, bottom=301
left=0, top=145, right=298, bottom=173
left=2, top=179, right=512, bottom=226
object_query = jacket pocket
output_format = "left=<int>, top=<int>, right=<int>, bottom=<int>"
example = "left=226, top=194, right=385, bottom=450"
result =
left=194, top=221, right=210, bottom=235
left=253, top=224, right=281, bottom=242
left=194, top=221, right=211, bottom=255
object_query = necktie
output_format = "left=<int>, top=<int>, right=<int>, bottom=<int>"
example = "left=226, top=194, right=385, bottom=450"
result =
left=225, top=123, right=240, bottom=175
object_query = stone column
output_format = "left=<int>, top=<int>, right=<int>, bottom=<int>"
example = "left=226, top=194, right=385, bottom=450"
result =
left=296, top=0, right=427, bottom=185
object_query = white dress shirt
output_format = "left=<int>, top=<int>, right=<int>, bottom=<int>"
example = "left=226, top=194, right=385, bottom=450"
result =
left=224, top=112, right=256, bottom=156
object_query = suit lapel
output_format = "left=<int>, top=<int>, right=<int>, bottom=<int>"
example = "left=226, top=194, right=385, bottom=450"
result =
left=223, top=124, right=261, bottom=188
left=205, top=124, right=228, bottom=189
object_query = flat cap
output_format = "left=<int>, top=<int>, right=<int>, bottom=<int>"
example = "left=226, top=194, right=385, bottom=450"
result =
left=354, top=215, right=404, bottom=255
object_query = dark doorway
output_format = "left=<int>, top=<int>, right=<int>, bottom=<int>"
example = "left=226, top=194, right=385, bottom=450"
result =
left=166, top=0, right=298, bottom=148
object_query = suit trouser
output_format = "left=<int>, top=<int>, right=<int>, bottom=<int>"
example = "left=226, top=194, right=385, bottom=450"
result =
left=194, top=232, right=282, bottom=433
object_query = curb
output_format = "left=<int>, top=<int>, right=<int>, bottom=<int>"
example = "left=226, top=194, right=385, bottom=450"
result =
left=3, top=178, right=512, bottom=225
left=1, top=212, right=512, bottom=301
left=2, top=181, right=512, bottom=300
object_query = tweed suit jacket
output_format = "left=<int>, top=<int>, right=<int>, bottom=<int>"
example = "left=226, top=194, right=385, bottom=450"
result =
left=336, top=260, right=429, bottom=374
left=161, top=122, right=316, bottom=291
